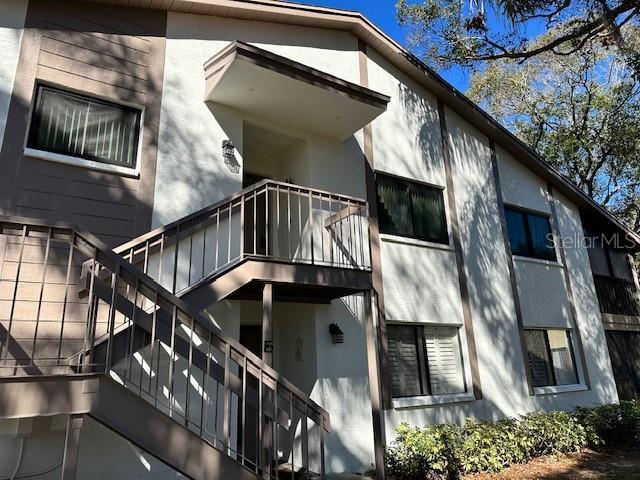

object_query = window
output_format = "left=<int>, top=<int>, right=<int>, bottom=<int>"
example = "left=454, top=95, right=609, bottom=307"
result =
left=388, top=324, right=465, bottom=398
left=524, top=329, right=578, bottom=387
left=376, top=173, right=448, bottom=244
left=28, top=86, right=142, bottom=169
left=504, top=206, right=556, bottom=261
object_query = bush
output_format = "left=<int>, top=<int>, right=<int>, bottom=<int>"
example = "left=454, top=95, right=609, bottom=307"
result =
left=575, top=400, right=640, bottom=448
left=386, top=409, right=590, bottom=479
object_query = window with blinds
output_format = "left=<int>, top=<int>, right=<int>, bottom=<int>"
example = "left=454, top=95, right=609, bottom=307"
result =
left=28, top=86, right=142, bottom=169
left=388, top=324, right=465, bottom=398
left=524, top=329, right=578, bottom=387
left=376, top=173, right=448, bottom=244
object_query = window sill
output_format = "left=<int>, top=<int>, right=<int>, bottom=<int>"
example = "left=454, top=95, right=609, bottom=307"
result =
left=24, top=147, right=140, bottom=178
left=380, top=233, right=453, bottom=251
left=393, top=392, right=475, bottom=410
left=533, top=384, right=588, bottom=396
left=513, top=255, right=563, bottom=268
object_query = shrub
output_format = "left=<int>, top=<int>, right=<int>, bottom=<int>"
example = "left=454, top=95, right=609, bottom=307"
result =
left=575, top=400, right=640, bottom=448
left=384, top=423, right=460, bottom=479
left=386, top=410, right=589, bottom=479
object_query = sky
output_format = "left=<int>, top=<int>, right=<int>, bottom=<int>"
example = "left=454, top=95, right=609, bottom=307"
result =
left=296, top=0, right=473, bottom=92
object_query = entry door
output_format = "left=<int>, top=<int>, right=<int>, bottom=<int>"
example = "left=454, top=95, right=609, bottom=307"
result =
left=243, top=172, right=269, bottom=256
left=605, top=330, right=640, bottom=400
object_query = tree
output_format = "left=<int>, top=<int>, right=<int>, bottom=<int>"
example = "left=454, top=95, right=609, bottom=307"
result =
left=397, top=0, right=640, bottom=74
left=467, top=35, right=640, bottom=232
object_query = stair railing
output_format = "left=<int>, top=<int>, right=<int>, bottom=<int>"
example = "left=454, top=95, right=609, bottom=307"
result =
left=113, top=180, right=370, bottom=296
left=0, top=216, right=330, bottom=478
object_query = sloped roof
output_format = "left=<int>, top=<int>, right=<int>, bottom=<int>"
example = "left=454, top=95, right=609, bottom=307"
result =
left=85, top=0, right=640, bottom=249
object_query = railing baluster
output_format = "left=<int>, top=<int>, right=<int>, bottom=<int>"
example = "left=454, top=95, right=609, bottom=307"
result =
left=276, top=185, right=280, bottom=259
left=287, top=188, right=292, bottom=260
left=31, top=228, right=51, bottom=367
left=215, top=209, right=220, bottom=271
left=240, top=195, right=245, bottom=257
left=309, top=191, right=314, bottom=265
left=289, top=391, right=294, bottom=480
left=82, top=258, right=98, bottom=372
left=185, top=316, right=194, bottom=428
left=253, top=190, right=257, bottom=255
left=58, top=233, right=75, bottom=369
left=104, top=264, right=120, bottom=371
left=241, top=356, right=247, bottom=467
left=2, top=225, right=26, bottom=367
left=123, top=278, right=138, bottom=387
left=201, top=329, right=212, bottom=439
left=227, top=204, right=232, bottom=265
left=265, top=185, right=270, bottom=257
left=223, top=342, right=231, bottom=453
left=259, top=369, right=264, bottom=477
left=171, top=226, right=180, bottom=295
left=168, top=305, right=177, bottom=418
left=147, top=290, right=157, bottom=394
left=297, top=188, right=302, bottom=262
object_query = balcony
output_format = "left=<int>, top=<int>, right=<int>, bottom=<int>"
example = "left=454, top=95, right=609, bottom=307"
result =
left=114, top=180, right=372, bottom=308
left=593, top=274, right=640, bottom=317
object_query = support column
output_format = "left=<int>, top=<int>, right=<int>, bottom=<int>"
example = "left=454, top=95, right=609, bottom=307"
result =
left=61, top=414, right=83, bottom=480
left=262, top=282, right=273, bottom=366
left=364, top=290, right=385, bottom=480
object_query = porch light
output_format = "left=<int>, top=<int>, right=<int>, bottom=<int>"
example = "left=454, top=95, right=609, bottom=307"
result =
left=329, top=323, right=344, bottom=344
left=222, top=139, right=239, bottom=173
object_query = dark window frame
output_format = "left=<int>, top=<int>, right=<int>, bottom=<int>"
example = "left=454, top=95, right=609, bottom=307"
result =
left=504, top=205, right=557, bottom=261
left=375, top=172, right=449, bottom=244
left=524, top=328, right=579, bottom=388
left=387, top=323, right=465, bottom=399
left=27, top=84, right=142, bottom=169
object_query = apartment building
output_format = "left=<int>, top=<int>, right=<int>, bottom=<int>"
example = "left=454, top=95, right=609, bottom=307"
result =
left=0, top=0, right=639, bottom=478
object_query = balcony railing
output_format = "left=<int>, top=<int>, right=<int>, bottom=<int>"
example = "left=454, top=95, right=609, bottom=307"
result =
left=114, top=180, right=371, bottom=296
left=593, top=274, right=640, bottom=317
left=0, top=217, right=330, bottom=478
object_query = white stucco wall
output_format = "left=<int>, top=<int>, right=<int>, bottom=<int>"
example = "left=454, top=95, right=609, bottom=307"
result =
left=153, top=12, right=362, bottom=227
left=0, top=416, right=184, bottom=480
left=153, top=11, right=620, bottom=475
left=0, top=0, right=27, bottom=151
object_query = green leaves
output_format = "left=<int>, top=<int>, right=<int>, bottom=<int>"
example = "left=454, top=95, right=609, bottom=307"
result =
left=468, top=32, right=640, bottom=233
left=385, top=403, right=640, bottom=479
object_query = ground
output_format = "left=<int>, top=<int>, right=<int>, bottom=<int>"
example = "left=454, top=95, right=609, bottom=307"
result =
left=465, top=448, right=640, bottom=480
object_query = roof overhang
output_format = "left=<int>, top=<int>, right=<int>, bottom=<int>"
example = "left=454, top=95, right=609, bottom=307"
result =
left=85, top=0, right=640, bottom=250
left=204, top=41, right=389, bottom=140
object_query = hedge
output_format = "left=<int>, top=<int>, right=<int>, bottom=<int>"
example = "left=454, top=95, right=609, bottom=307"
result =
left=385, top=400, right=640, bottom=479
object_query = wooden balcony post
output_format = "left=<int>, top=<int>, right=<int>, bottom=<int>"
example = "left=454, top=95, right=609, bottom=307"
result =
left=263, top=282, right=273, bottom=366
left=61, top=414, right=84, bottom=480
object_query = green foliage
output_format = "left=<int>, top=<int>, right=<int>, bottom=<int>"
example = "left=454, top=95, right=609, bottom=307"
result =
left=386, top=403, right=640, bottom=479
left=396, top=0, right=640, bottom=75
left=575, top=400, right=640, bottom=447
left=468, top=35, right=640, bottom=233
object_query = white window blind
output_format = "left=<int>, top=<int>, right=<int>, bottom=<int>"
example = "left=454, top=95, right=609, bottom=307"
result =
left=28, top=86, right=141, bottom=169
left=388, top=324, right=466, bottom=398
left=524, top=329, right=578, bottom=387
left=423, top=326, right=465, bottom=395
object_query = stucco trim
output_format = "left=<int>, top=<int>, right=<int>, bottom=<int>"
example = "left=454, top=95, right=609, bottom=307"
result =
left=489, top=139, right=535, bottom=396
left=438, top=100, right=482, bottom=400
left=357, top=39, right=392, bottom=412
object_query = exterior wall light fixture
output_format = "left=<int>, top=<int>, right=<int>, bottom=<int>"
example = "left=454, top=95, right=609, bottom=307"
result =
left=329, top=323, right=344, bottom=344
left=222, top=139, right=239, bottom=173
